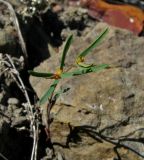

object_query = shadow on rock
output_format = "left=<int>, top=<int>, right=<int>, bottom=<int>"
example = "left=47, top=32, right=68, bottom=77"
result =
left=25, top=9, right=64, bottom=69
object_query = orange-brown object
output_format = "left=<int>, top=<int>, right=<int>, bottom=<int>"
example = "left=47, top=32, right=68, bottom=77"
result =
left=80, top=0, right=144, bottom=34
left=103, top=9, right=143, bottom=35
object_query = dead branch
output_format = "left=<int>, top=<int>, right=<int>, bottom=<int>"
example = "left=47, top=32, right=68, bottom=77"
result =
left=4, top=54, right=38, bottom=160
left=0, top=153, right=8, bottom=160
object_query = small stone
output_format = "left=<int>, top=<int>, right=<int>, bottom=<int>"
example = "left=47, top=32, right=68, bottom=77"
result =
left=13, top=108, right=23, bottom=116
left=11, top=116, right=28, bottom=127
left=8, top=98, right=19, bottom=105
left=0, top=104, right=5, bottom=111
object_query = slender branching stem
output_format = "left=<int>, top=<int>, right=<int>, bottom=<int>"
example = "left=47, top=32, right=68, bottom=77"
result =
left=5, top=54, right=38, bottom=160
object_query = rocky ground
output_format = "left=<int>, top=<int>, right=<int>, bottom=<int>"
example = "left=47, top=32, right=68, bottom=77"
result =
left=0, top=0, right=144, bottom=160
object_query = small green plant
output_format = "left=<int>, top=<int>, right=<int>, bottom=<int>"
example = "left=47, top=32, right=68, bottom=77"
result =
left=28, top=28, right=109, bottom=139
left=29, top=28, right=109, bottom=104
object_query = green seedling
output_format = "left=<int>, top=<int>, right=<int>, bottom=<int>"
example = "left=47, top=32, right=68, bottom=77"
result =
left=29, top=28, right=109, bottom=106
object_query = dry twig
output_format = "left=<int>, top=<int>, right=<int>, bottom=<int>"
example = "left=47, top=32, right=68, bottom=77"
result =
left=4, top=54, right=38, bottom=160
left=0, top=153, right=8, bottom=160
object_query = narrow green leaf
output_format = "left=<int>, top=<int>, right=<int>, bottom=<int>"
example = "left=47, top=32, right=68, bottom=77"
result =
left=61, top=64, right=109, bottom=78
left=61, top=72, right=75, bottom=78
left=90, top=64, right=109, bottom=72
left=54, top=87, right=70, bottom=100
left=28, top=70, right=54, bottom=78
left=60, top=35, right=73, bottom=70
left=78, top=28, right=109, bottom=58
left=39, top=79, right=59, bottom=105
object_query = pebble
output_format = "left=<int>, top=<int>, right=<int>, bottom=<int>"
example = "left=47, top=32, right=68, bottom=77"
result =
left=0, top=104, right=5, bottom=111
left=7, top=98, right=19, bottom=105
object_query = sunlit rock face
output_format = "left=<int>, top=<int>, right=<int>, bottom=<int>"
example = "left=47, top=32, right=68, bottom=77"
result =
left=30, top=23, right=144, bottom=160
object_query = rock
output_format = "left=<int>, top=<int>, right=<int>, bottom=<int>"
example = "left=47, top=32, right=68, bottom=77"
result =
left=30, top=23, right=144, bottom=160
left=59, top=6, right=91, bottom=37
left=8, top=98, right=19, bottom=105
left=11, top=116, right=28, bottom=127
left=0, top=25, right=19, bottom=56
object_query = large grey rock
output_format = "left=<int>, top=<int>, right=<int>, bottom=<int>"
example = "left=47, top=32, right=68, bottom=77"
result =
left=30, top=23, right=144, bottom=160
